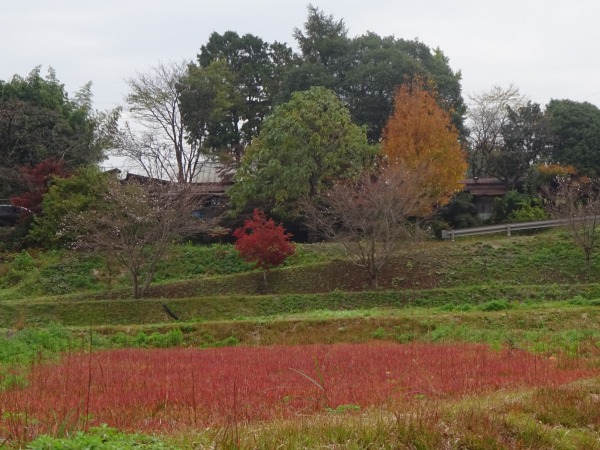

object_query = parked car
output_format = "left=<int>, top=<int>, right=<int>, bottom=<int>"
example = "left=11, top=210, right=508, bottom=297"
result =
left=0, top=205, right=31, bottom=227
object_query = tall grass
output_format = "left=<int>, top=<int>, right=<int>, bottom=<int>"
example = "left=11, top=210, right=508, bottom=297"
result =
left=0, top=342, right=597, bottom=445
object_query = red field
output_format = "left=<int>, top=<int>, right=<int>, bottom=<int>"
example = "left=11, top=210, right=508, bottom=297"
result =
left=0, top=342, right=596, bottom=441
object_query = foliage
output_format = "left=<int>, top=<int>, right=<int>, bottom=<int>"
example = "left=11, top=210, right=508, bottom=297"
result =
left=286, top=6, right=466, bottom=142
left=28, top=425, right=174, bottom=449
left=233, top=209, right=295, bottom=283
left=180, top=31, right=295, bottom=166
left=0, top=249, right=37, bottom=288
left=546, top=99, right=600, bottom=176
left=492, top=190, right=547, bottom=223
left=67, top=179, right=216, bottom=298
left=0, top=67, right=114, bottom=198
left=177, top=60, right=240, bottom=164
left=382, top=78, right=467, bottom=212
left=489, top=101, right=553, bottom=189
left=10, top=158, right=72, bottom=215
left=28, top=166, right=111, bottom=249
left=0, top=322, right=72, bottom=368
left=1, top=343, right=595, bottom=446
left=229, top=86, right=375, bottom=217
left=437, top=192, right=480, bottom=229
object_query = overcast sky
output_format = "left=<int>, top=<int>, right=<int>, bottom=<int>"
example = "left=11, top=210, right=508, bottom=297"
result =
left=3, top=1, right=600, bottom=112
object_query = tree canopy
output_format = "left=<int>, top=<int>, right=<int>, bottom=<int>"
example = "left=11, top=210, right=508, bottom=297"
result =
left=175, top=5, right=466, bottom=163
left=283, top=5, right=466, bottom=142
left=545, top=99, right=600, bottom=177
left=229, top=86, right=376, bottom=218
left=382, top=79, right=467, bottom=212
left=0, top=67, right=112, bottom=197
left=178, top=31, right=295, bottom=167
left=488, top=101, right=553, bottom=189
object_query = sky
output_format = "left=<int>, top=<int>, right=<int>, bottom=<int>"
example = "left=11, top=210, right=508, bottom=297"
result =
left=3, top=1, right=600, bottom=121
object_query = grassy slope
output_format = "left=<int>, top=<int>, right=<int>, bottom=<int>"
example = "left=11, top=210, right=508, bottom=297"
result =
left=4, top=230, right=600, bottom=449
left=2, top=230, right=600, bottom=355
left=1, top=230, right=600, bottom=328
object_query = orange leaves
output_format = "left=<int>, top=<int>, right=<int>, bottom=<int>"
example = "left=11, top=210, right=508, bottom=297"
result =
left=382, top=79, right=467, bottom=211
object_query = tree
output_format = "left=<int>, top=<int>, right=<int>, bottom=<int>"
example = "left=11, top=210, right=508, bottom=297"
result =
left=28, top=166, right=110, bottom=249
left=466, top=84, right=528, bottom=178
left=438, top=192, right=480, bottom=229
left=549, top=178, right=600, bottom=271
left=233, top=208, right=295, bottom=286
left=0, top=67, right=113, bottom=198
left=382, top=78, right=467, bottom=212
left=179, top=32, right=295, bottom=167
left=10, top=158, right=71, bottom=215
left=118, top=61, right=204, bottom=183
left=177, top=60, right=240, bottom=166
left=67, top=178, right=215, bottom=298
left=545, top=99, right=600, bottom=177
left=229, top=86, right=376, bottom=218
left=303, top=166, right=431, bottom=288
left=489, top=101, right=553, bottom=189
left=283, top=6, right=466, bottom=143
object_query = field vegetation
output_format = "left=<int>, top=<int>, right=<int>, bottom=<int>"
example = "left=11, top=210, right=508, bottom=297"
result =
left=2, top=230, right=600, bottom=448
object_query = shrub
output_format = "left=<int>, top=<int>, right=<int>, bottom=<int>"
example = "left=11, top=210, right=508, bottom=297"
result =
left=233, top=209, right=295, bottom=285
left=28, top=425, right=173, bottom=449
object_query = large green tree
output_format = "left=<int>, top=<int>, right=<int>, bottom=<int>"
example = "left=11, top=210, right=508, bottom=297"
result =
left=229, top=86, right=376, bottom=218
left=283, top=5, right=466, bottom=142
left=545, top=99, right=600, bottom=176
left=178, top=31, right=295, bottom=167
left=0, top=67, right=112, bottom=197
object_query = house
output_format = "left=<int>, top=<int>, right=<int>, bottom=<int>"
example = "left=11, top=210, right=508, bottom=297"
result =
left=463, top=177, right=509, bottom=220
left=121, top=171, right=232, bottom=218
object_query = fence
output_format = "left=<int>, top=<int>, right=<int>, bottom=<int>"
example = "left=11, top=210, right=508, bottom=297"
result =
left=441, top=219, right=570, bottom=241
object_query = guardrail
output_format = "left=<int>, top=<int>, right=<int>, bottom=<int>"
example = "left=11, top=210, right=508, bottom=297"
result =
left=441, top=219, right=570, bottom=241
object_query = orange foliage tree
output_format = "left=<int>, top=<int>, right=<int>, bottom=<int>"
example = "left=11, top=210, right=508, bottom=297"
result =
left=382, top=79, right=467, bottom=213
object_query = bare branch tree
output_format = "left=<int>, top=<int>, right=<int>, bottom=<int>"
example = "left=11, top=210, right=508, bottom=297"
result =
left=466, top=84, right=527, bottom=178
left=303, top=166, right=432, bottom=288
left=549, top=178, right=600, bottom=271
left=67, top=178, right=216, bottom=298
left=115, top=61, right=204, bottom=183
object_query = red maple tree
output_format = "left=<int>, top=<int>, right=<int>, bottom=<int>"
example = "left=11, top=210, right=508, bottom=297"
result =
left=233, top=209, right=295, bottom=284
left=10, top=159, right=72, bottom=215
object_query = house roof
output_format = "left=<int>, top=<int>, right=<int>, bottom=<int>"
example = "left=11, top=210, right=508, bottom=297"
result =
left=463, top=178, right=508, bottom=197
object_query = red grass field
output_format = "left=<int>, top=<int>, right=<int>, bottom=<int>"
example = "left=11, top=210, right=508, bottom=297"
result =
left=0, top=342, right=596, bottom=441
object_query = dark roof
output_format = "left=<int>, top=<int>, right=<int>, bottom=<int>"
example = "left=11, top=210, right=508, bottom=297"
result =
left=463, top=178, right=508, bottom=197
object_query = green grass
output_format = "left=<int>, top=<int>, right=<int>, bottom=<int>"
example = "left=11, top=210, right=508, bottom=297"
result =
left=4, top=230, right=600, bottom=448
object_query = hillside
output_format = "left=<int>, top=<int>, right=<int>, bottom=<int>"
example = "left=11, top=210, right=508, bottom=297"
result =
left=3, top=230, right=600, bottom=449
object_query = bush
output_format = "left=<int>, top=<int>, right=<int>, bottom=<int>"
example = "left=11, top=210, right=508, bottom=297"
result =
left=0, top=250, right=37, bottom=288
left=28, top=425, right=174, bottom=449
left=493, top=191, right=547, bottom=224
left=479, top=299, right=513, bottom=311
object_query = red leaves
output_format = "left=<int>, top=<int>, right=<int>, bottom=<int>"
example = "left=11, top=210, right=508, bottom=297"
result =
left=10, top=158, right=71, bottom=214
left=233, top=209, right=295, bottom=271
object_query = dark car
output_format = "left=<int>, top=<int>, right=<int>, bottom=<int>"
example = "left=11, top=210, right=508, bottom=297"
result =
left=0, top=205, right=31, bottom=227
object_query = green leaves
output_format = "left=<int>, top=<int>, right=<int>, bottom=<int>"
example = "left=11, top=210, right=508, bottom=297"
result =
left=229, top=87, right=375, bottom=218
left=546, top=99, right=600, bottom=176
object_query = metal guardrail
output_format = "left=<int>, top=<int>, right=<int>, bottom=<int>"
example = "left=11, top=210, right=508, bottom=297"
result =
left=441, top=219, right=570, bottom=241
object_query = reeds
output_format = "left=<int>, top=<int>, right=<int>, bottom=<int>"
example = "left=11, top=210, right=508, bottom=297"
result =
left=0, top=342, right=596, bottom=444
